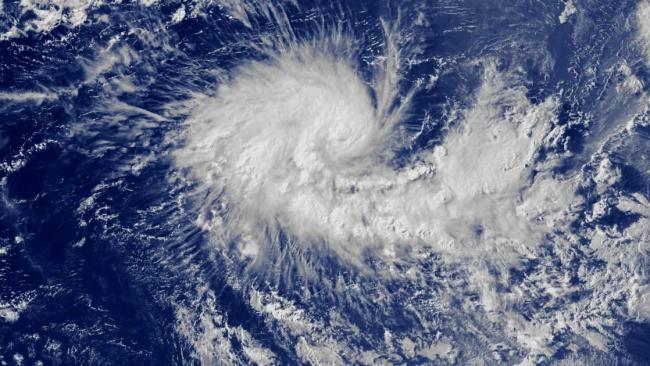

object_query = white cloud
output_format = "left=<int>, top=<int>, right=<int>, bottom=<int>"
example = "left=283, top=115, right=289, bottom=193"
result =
left=0, top=0, right=95, bottom=40
left=638, top=0, right=650, bottom=65
left=0, top=91, right=58, bottom=103
left=174, top=29, right=578, bottom=272
left=559, top=0, right=577, bottom=24
left=171, top=5, right=185, bottom=24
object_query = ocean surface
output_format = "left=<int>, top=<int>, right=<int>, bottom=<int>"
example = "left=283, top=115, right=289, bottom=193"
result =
left=1, top=0, right=650, bottom=365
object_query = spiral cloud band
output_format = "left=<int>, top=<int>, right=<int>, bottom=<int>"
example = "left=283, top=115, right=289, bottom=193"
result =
left=174, top=29, right=578, bottom=271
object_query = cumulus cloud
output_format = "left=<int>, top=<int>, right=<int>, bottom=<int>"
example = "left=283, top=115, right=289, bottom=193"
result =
left=174, top=24, right=579, bottom=273
left=0, top=0, right=94, bottom=40
left=559, top=0, right=576, bottom=24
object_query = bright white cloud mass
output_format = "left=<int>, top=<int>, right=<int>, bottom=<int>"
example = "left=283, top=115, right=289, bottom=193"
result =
left=174, top=27, right=579, bottom=269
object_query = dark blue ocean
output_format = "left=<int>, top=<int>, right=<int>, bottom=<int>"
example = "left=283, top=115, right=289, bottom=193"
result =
left=1, top=0, right=650, bottom=365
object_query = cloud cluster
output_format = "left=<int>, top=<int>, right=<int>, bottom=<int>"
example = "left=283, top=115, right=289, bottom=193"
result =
left=174, top=28, right=578, bottom=272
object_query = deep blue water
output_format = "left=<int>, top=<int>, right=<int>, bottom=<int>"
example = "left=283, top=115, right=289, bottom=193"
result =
left=1, top=0, right=650, bottom=365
